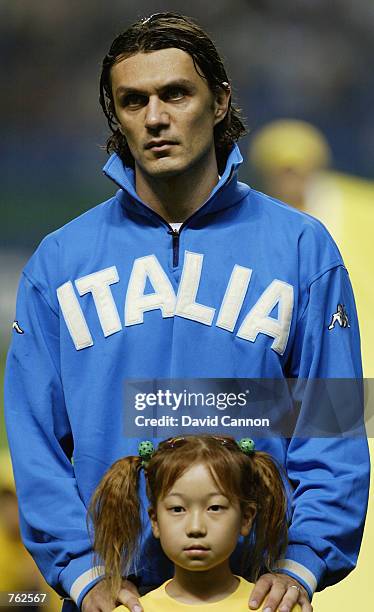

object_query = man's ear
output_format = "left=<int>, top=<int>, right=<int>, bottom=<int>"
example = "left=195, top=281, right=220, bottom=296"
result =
left=108, top=101, right=124, bottom=134
left=148, top=506, right=160, bottom=539
left=213, top=82, right=231, bottom=127
left=240, top=502, right=256, bottom=537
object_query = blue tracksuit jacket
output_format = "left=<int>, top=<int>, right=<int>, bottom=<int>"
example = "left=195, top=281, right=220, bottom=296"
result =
left=4, top=145, right=370, bottom=608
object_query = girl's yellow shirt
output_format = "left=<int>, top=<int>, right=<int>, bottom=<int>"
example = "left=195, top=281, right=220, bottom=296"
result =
left=114, top=576, right=302, bottom=611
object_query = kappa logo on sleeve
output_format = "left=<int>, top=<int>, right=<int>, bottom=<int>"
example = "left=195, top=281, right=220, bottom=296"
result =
left=12, top=320, right=24, bottom=334
left=328, top=304, right=350, bottom=330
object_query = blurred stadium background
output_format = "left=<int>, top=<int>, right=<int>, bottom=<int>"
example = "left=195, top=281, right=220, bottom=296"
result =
left=1, top=0, right=373, bottom=608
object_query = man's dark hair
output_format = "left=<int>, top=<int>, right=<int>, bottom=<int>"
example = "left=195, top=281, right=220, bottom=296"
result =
left=99, top=12, right=247, bottom=173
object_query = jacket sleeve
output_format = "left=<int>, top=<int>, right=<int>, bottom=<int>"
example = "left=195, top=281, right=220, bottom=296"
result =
left=4, top=271, right=105, bottom=607
left=273, top=265, right=370, bottom=598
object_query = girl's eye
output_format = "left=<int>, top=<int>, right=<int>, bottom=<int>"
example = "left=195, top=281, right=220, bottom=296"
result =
left=170, top=506, right=185, bottom=513
left=209, top=505, right=225, bottom=512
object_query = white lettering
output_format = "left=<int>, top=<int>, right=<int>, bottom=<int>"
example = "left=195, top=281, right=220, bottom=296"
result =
left=237, top=280, right=294, bottom=355
left=125, top=255, right=176, bottom=325
left=58, top=254, right=295, bottom=356
left=57, top=281, right=93, bottom=350
left=216, top=265, right=252, bottom=331
left=181, top=415, right=219, bottom=427
left=135, top=415, right=179, bottom=427
left=75, top=266, right=122, bottom=337
left=221, top=416, right=270, bottom=427
left=175, top=252, right=215, bottom=325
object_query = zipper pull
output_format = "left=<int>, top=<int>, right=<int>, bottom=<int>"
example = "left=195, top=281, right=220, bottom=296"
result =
left=167, top=228, right=180, bottom=267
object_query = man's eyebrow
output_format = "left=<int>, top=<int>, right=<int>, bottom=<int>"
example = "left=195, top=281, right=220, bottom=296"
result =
left=115, top=78, right=197, bottom=97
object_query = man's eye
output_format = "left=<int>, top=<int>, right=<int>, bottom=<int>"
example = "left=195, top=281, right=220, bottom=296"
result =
left=122, top=94, right=145, bottom=107
left=166, top=88, right=185, bottom=100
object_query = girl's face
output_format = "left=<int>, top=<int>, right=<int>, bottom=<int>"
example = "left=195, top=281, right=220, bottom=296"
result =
left=149, top=463, right=255, bottom=572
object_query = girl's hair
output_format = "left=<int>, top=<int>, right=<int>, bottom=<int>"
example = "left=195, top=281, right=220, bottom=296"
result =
left=99, top=12, right=247, bottom=175
left=88, top=435, right=289, bottom=598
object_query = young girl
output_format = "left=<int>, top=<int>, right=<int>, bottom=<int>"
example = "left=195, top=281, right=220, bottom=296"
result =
left=89, top=435, right=300, bottom=610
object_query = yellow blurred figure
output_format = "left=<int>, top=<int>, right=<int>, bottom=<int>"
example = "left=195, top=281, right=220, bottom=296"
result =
left=303, top=167, right=374, bottom=611
left=249, top=119, right=331, bottom=211
left=249, top=119, right=374, bottom=375
left=0, top=449, right=61, bottom=611
left=248, top=120, right=374, bottom=608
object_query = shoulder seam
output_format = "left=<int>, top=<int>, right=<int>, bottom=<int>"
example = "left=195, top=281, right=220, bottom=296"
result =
left=22, top=270, right=59, bottom=317
left=298, top=262, right=346, bottom=323
left=21, top=270, right=63, bottom=384
left=307, top=260, right=345, bottom=288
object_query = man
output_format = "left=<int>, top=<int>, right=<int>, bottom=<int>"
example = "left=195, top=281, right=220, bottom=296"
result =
left=5, top=12, right=369, bottom=612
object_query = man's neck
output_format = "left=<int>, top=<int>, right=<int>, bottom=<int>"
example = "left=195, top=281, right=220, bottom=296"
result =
left=134, top=149, right=220, bottom=223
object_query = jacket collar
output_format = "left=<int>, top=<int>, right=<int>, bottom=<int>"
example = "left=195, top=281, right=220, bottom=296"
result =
left=102, top=143, right=250, bottom=223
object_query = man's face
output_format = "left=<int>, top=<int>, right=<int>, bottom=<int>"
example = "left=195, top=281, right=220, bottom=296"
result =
left=110, top=48, right=227, bottom=178
left=150, top=463, right=254, bottom=573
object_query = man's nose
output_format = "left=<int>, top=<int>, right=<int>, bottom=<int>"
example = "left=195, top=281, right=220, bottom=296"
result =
left=145, top=96, right=170, bottom=129
left=186, top=511, right=207, bottom=537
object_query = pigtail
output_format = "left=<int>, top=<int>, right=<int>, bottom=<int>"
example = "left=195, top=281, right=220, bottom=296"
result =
left=88, top=456, right=143, bottom=598
left=243, top=452, right=289, bottom=581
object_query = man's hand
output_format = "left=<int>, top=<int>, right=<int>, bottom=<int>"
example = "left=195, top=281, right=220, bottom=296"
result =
left=248, top=572, right=313, bottom=612
left=81, top=578, right=143, bottom=612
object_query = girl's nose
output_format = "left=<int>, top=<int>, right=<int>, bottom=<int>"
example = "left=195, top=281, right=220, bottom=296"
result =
left=186, top=511, right=207, bottom=537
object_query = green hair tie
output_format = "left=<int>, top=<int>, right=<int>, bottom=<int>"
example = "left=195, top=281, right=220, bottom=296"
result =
left=237, top=438, right=256, bottom=455
left=138, top=440, right=155, bottom=468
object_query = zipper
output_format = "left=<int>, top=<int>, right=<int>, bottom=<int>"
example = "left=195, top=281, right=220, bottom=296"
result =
left=168, top=228, right=180, bottom=267
left=116, top=172, right=235, bottom=270
left=165, top=198, right=214, bottom=269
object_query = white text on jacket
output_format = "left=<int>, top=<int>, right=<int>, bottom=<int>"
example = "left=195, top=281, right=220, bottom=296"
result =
left=56, top=252, right=294, bottom=353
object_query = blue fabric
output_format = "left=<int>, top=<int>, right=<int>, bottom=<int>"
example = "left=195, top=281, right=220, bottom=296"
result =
left=4, top=144, right=370, bottom=604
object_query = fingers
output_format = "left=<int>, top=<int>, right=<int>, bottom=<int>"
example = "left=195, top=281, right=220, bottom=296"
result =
left=248, top=574, right=273, bottom=609
left=260, top=579, right=288, bottom=612
left=279, top=589, right=312, bottom=612
left=81, top=578, right=143, bottom=612
left=300, top=594, right=313, bottom=612
left=278, top=585, right=303, bottom=612
left=248, top=573, right=312, bottom=612
left=81, top=580, right=115, bottom=612
left=117, top=591, right=142, bottom=612
left=117, top=581, right=143, bottom=612
left=117, top=592, right=143, bottom=612
left=278, top=582, right=312, bottom=612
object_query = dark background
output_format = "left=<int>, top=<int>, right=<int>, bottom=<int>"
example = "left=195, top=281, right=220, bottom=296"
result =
left=1, top=0, right=374, bottom=250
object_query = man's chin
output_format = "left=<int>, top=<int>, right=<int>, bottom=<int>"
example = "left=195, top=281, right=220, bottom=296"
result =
left=140, top=157, right=190, bottom=179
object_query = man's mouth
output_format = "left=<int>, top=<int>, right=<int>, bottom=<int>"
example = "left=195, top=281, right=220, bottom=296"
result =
left=145, top=139, right=178, bottom=151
